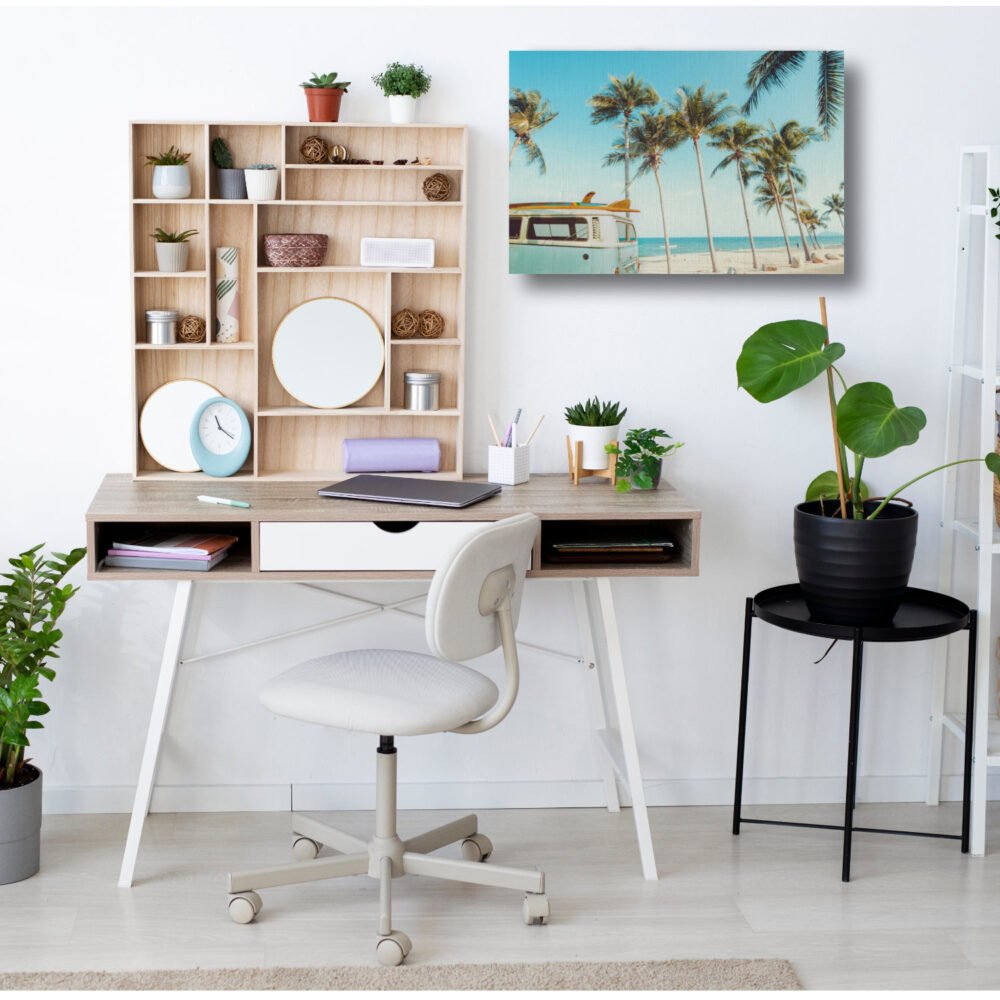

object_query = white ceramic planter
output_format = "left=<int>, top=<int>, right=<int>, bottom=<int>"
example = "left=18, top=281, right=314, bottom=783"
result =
left=155, top=241, right=190, bottom=273
left=568, top=423, right=621, bottom=470
left=152, top=164, right=191, bottom=199
left=388, top=95, right=418, bottom=124
left=244, top=169, right=278, bottom=201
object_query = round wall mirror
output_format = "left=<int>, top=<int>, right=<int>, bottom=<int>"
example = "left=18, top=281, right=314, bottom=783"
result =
left=139, top=378, right=221, bottom=473
left=272, top=297, right=385, bottom=409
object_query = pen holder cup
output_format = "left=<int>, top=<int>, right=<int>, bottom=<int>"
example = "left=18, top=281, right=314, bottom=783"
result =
left=488, top=445, right=530, bottom=486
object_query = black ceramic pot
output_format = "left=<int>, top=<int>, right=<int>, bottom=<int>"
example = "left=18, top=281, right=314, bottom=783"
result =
left=793, top=500, right=918, bottom=626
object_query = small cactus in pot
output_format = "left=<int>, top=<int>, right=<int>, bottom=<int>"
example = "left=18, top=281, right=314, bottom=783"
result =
left=212, top=137, right=246, bottom=200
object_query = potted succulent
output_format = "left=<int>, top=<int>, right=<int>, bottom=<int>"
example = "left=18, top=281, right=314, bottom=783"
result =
left=145, top=146, right=192, bottom=199
left=151, top=228, right=198, bottom=273
left=300, top=71, right=350, bottom=123
left=737, top=313, right=1000, bottom=624
left=1, top=544, right=85, bottom=884
left=372, top=62, right=432, bottom=124
left=565, top=397, right=627, bottom=470
left=212, top=137, right=246, bottom=200
left=607, top=428, right=684, bottom=492
left=244, top=164, right=278, bottom=202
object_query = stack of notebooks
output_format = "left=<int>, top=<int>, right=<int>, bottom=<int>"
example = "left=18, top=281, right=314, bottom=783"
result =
left=104, top=532, right=239, bottom=572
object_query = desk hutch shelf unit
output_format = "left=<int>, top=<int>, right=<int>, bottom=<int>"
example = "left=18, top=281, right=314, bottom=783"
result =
left=130, top=121, right=467, bottom=483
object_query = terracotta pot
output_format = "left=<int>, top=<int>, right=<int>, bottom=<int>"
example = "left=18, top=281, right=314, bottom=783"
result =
left=304, top=87, right=344, bottom=123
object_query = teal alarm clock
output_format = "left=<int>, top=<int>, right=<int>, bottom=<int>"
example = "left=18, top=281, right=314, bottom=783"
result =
left=190, top=396, right=251, bottom=477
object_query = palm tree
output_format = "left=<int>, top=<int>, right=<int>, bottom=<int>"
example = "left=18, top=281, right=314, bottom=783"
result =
left=667, top=85, right=735, bottom=273
left=822, top=189, right=845, bottom=230
left=509, top=89, right=558, bottom=173
left=588, top=73, right=659, bottom=199
left=709, top=120, right=764, bottom=270
left=606, top=110, right=682, bottom=273
left=742, top=50, right=844, bottom=138
left=772, top=121, right=816, bottom=263
left=797, top=206, right=827, bottom=251
left=747, top=139, right=798, bottom=265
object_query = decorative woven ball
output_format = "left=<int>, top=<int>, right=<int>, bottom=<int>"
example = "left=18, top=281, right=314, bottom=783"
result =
left=391, top=308, right=420, bottom=339
left=422, top=172, right=451, bottom=202
left=300, top=135, right=328, bottom=164
left=327, top=143, right=349, bottom=164
left=179, top=315, right=206, bottom=343
left=419, top=309, right=444, bottom=339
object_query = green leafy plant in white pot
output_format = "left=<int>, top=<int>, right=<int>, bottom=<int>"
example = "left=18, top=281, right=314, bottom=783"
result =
left=1, top=544, right=85, bottom=884
left=565, top=397, right=627, bottom=470
left=151, top=228, right=198, bottom=273
left=607, top=428, right=684, bottom=492
left=145, top=146, right=191, bottom=199
left=372, top=62, right=431, bottom=124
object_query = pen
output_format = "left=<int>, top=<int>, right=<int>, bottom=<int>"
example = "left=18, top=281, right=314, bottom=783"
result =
left=198, top=495, right=251, bottom=509
left=503, top=407, right=522, bottom=447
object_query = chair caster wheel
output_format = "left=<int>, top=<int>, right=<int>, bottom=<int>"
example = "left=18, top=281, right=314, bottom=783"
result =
left=293, top=836, right=322, bottom=861
left=375, top=930, right=412, bottom=966
left=523, top=892, right=549, bottom=925
left=228, top=891, right=262, bottom=924
left=461, top=833, right=493, bottom=862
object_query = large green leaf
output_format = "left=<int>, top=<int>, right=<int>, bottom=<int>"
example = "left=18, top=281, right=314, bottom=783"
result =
left=836, top=382, right=926, bottom=458
left=805, top=470, right=869, bottom=502
left=986, top=452, right=1000, bottom=476
left=736, top=320, right=845, bottom=402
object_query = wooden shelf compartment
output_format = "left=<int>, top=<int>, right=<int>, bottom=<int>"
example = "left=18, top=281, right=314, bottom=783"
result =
left=258, top=265, right=462, bottom=274
left=208, top=124, right=282, bottom=198
left=135, top=343, right=254, bottom=351
left=257, top=269, right=388, bottom=410
left=131, top=122, right=208, bottom=200
left=134, top=349, right=255, bottom=477
left=207, top=203, right=255, bottom=345
left=256, top=412, right=460, bottom=481
left=284, top=167, right=463, bottom=203
left=133, top=202, right=208, bottom=273
left=133, top=275, right=209, bottom=345
left=256, top=203, right=462, bottom=269
left=284, top=125, right=466, bottom=169
left=390, top=270, right=463, bottom=342
left=390, top=342, right=461, bottom=410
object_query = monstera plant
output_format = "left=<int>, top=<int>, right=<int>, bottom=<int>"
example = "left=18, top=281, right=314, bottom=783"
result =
left=736, top=310, right=1000, bottom=624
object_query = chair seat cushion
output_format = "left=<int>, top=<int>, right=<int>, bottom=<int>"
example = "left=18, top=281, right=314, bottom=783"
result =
left=259, top=649, right=499, bottom=736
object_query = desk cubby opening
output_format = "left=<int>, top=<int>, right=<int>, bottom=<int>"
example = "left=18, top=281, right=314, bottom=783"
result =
left=90, top=520, right=253, bottom=578
left=133, top=202, right=208, bottom=274
left=538, top=518, right=697, bottom=576
left=208, top=124, right=282, bottom=198
left=132, top=123, right=208, bottom=200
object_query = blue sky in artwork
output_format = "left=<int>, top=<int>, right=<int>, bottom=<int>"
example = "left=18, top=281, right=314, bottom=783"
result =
left=509, top=50, right=845, bottom=239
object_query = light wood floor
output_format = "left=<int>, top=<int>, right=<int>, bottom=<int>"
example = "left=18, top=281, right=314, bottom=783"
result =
left=2, top=802, right=999, bottom=989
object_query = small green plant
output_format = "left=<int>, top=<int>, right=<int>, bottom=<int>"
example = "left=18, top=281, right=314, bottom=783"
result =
left=1, top=544, right=86, bottom=788
left=145, top=146, right=190, bottom=167
left=245, top=163, right=276, bottom=171
left=212, top=137, right=234, bottom=170
left=372, top=62, right=432, bottom=98
left=301, top=71, right=350, bottom=91
left=607, top=428, right=684, bottom=492
left=151, top=228, right=198, bottom=243
left=564, top=397, right=627, bottom=427
left=990, top=186, right=1000, bottom=241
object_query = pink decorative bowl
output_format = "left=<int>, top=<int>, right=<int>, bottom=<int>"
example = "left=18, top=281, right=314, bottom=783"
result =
left=263, top=234, right=328, bottom=267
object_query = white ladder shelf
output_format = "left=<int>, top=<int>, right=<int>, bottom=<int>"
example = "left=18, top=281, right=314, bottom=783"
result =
left=931, top=145, right=1000, bottom=856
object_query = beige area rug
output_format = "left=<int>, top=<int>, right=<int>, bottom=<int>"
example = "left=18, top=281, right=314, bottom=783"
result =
left=0, top=959, right=799, bottom=991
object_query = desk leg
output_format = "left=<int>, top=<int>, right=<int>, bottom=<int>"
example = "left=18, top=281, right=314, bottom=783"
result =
left=586, top=578, right=657, bottom=881
left=118, top=580, right=195, bottom=888
left=573, top=581, right=620, bottom=813
left=733, top=597, right=754, bottom=835
left=842, top=629, right=864, bottom=883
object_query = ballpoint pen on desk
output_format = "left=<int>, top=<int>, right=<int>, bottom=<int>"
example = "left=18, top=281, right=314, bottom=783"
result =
left=198, top=495, right=251, bottom=509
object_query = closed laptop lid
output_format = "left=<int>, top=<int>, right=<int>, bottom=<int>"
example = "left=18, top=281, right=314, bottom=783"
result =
left=318, top=475, right=502, bottom=508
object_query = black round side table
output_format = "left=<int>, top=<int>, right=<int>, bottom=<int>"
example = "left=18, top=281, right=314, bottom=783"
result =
left=732, top=584, right=977, bottom=882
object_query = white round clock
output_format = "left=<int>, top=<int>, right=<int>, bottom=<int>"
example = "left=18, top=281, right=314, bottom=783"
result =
left=139, top=379, right=220, bottom=473
left=190, top=396, right=252, bottom=478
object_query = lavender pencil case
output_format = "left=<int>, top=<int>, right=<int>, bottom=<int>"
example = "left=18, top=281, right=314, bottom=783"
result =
left=343, top=438, right=441, bottom=473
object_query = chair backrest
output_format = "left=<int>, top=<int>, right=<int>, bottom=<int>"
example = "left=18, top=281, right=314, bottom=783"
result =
left=425, top=513, right=539, bottom=663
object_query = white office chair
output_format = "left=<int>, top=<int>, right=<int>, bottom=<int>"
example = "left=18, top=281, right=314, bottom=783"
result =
left=227, top=513, right=548, bottom=965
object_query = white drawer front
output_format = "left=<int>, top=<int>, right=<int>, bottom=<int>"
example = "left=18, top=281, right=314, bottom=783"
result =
left=259, top=521, right=490, bottom=572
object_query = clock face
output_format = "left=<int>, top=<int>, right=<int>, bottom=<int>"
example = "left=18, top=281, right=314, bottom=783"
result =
left=197, top=401, right=244, bottom=455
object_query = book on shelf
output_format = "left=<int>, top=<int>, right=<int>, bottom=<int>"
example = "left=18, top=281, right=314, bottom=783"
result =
left=103, top=551, right=230, bottom=572
left=111, top=532, right=239, bottom=558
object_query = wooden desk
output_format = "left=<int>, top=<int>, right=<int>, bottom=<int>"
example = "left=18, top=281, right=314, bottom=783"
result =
left=87, top=473, right=701, bottom=887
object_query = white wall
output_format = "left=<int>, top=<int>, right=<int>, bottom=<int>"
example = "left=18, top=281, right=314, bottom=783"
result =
left=1, top=4, right=997, bottom=814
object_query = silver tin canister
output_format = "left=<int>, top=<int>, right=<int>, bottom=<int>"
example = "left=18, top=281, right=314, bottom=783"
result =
left=145, top=309, right=180, bottom=345
left=404, top=370, right=441, bottom=411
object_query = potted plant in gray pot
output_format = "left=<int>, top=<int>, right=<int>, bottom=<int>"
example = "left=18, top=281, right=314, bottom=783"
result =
left=607, top=427, right=684, bottom=492
left=736, top=311, right=1000, bottom=624
left=1, top=543, right=85, bottom=884
left=212, top=137, right=246, bottom=200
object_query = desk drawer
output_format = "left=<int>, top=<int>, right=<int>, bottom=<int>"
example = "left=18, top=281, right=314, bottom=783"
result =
left=259, top=521, right=490, bottom=572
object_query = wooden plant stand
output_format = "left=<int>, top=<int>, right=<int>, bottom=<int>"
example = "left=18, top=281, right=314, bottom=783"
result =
left=566, top=435, right=617, bottom=487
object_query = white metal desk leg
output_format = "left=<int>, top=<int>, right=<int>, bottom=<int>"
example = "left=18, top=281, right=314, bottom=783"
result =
left=118, top=580, right=195, bottom=888
left=573, top=581, right=620, bottom=812
left=587, top=578, right=658, bottom=880
left=925, top=653, right=948, bottom=806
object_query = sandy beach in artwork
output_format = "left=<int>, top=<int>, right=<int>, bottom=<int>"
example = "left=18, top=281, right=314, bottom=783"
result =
left=639, top=244, right=844, bottom=275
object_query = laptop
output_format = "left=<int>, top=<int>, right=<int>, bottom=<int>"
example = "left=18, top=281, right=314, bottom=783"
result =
left=318, top=475, right=502, bottom=509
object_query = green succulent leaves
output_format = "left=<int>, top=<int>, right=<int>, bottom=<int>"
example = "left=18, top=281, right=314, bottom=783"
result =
left=736, top=319, right=844, bottom=403
left=836, top=382, right=926, bottom=458
left=301, top=71, right=350, bottom=91
left=564, top=397, right=627, bottom=427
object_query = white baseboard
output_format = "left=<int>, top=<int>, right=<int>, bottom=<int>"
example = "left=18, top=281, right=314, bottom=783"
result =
left=42, top=773, right=999, bottom=815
